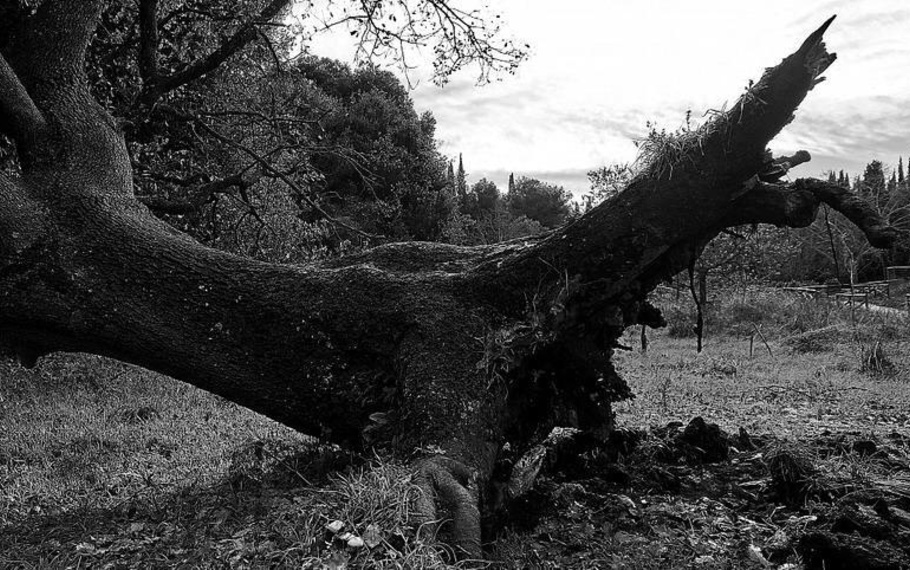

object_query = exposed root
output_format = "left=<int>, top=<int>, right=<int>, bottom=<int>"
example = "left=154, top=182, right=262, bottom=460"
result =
left=413, top=456, right=482, bottom=559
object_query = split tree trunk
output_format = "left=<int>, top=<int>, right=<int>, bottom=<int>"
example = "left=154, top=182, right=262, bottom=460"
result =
left=0, top=5, right=900, bottom=556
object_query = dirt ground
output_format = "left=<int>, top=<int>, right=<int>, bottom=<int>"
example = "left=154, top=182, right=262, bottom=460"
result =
left=491, top=420, right=910, bottom=569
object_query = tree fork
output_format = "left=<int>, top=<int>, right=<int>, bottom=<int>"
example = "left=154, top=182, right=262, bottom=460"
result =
left=0, top=7, right=901, bottom=557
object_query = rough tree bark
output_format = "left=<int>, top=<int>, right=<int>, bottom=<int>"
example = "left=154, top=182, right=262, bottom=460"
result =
left=0, top=5, right=900, bottom=556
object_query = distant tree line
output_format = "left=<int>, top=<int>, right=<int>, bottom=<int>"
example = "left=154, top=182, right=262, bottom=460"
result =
left=441, top=159, right=574, bottom=245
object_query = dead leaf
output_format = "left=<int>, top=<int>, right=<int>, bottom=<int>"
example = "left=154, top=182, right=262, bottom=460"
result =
left=362, top=524, right=382, bottom=549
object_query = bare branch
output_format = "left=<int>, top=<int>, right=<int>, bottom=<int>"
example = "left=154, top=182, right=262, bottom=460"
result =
left=140, top=0, right=293, bottom=106
left=194, top=117, right=374, bottom=238
left=138, top=0, right=161, bottom=83
left=138, top=172, right=255, bottom=215
left=258, top=29, right=284, bottom=74
left=308, top=0, right=527, bottom=85
left=150, top=103, right=373, bottom=236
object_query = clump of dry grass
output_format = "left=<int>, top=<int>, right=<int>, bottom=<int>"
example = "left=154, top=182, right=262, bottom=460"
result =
left=633, top=108, right=731, bottom=182
left=783, top=325, right=843, bottom=354
left=634, top=125, right=700, bottom=181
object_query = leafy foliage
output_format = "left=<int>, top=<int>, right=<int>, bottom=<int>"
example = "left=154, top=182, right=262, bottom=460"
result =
left=61, top=0, right=525, bottom=260
left=292, top=57, right=456, bottom=240
left=583, top=163, right=634, bottom=210
left=80, top=2, right=492, bottom=258
left=441, top=175, right=555, bottom=245
left=460, top=177, right=500, bottom=219
left=506, top=176, right=573, bottom=229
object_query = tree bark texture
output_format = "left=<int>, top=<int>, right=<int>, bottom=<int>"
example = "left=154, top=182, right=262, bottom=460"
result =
left=0, top=6, right=900, bottom=555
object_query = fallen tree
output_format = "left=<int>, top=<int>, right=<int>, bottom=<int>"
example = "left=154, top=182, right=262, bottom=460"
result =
left=0, top=3, right=900, bottom=557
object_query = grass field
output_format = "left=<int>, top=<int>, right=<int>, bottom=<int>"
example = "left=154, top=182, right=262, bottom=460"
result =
left=2, top=286, right=910, bottom=568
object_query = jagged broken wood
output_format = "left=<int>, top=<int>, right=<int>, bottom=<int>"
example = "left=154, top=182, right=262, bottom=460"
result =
left=0, top=6, right=901, bottom=556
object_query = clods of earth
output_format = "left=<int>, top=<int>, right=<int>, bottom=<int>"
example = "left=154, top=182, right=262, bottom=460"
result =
left=494, top=417, right=910, bottom=570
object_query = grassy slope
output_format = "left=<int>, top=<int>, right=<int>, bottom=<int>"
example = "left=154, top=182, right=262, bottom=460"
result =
left=2, top=286, right=910, bottom=568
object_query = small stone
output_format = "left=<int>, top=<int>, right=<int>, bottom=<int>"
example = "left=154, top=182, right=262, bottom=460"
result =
left=347, top=536, right=365, bottom=549
left=337, top=532, right=353, bottom=541
left=325, top=520, right=345, bottom=534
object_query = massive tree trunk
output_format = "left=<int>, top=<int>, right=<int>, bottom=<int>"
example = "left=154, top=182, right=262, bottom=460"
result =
left=0, top=5, right=899, bottom=556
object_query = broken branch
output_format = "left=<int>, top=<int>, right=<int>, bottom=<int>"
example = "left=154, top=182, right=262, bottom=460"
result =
left=722, top=179, right=902, bottom=250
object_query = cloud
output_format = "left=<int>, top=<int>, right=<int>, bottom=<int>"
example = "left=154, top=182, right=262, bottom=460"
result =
left=394, top=2, right=910, bottom=195
left=417, top=74, right=659, bottom=189
left=777, top=95, right=910, bottom=175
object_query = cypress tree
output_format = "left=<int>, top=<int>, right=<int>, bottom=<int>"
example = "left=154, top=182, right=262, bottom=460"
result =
left=456, top=154, right=467, bottom=196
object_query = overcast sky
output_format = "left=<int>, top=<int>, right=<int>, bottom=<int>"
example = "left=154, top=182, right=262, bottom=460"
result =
left=307, top=1, right=910, bottom=196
